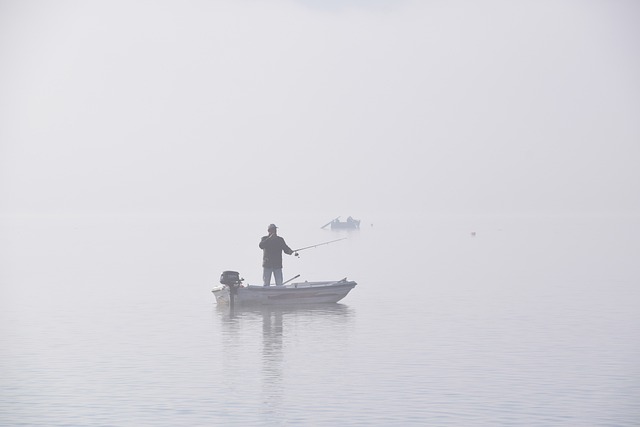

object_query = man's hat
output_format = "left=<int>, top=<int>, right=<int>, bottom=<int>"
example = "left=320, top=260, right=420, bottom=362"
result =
left=268, top=224, right=277, bottom=230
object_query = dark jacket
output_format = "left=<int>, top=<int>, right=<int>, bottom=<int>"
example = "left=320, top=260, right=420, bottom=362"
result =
left=259, top=235, right=293, bottom=268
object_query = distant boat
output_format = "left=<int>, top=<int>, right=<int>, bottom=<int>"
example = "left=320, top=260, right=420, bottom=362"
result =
left=321, top=216, right=361, bottom=230
left=212, top=278, right=357, bottom=306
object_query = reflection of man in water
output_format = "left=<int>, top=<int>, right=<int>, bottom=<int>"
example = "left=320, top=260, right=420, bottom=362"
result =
left=259, top=223, right=294, bottom=287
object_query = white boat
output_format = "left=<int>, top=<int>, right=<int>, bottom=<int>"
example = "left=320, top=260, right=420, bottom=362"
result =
left=212, top=278, right=357, bottom=306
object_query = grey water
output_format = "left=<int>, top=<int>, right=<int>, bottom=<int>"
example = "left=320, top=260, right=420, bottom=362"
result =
left=1, top=213, right=639, bottom=426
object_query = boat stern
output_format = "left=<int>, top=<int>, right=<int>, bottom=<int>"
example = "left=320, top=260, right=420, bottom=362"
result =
left=211, top=285, right=230, bottom=304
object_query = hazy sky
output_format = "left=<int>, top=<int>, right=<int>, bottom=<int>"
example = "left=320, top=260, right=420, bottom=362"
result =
left=1, top=0, right=639, bottom=217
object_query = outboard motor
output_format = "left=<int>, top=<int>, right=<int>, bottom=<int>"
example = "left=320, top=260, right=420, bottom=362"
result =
left=220, top=271, right=243, bottom=308
left=220, top=270, right=242, bottom=286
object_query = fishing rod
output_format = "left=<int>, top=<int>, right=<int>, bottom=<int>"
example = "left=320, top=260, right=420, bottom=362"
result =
left=293, top=237, right=347, bottom=256
left=320, top=216, right=340, bottom=229
left=282, top=274, right=300, bottom=285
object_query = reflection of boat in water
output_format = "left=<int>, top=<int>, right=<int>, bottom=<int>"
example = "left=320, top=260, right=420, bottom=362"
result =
left=212, top=278, right=357, bottom=306
left=215, top=302, right=354, bottom=317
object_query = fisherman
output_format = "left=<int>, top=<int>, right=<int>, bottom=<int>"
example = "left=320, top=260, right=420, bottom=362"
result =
left=259, top=224, right=294, bottom=286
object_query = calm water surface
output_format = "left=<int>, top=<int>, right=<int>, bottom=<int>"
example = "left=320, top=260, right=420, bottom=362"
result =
left=1, top=213, right=639, bottom=426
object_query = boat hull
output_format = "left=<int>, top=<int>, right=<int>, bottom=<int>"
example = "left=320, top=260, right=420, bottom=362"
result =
left=330, top=221, right=360, bottom=229
left=212, top=280, right=357, bottom=306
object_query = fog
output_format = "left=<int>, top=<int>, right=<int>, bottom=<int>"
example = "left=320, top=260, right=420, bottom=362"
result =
left=1, top=0, right=639, bottom=219
left=2, top=4, right=640, bottom=424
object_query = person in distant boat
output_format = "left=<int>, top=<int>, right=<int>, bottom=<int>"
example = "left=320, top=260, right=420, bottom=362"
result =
left=259, top=223, right=294, bottom=287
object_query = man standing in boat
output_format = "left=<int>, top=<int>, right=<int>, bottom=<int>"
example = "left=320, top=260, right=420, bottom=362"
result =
left=259, top=223, right=294, bottom=287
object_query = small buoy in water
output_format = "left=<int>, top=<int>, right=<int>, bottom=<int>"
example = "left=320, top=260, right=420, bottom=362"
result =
left=471, top=232, right=476, bottom=237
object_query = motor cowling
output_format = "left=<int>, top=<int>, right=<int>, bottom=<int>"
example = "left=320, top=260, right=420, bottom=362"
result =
left=220, top=270, right=242, bottom=286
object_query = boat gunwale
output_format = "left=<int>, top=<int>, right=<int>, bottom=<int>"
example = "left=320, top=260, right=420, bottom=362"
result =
left=245, top=280, right=356, bottom=291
